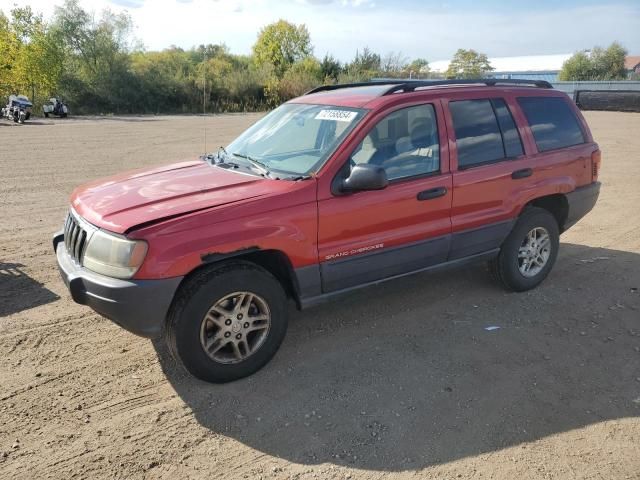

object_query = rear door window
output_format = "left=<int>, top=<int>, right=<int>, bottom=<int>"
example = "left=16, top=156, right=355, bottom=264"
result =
left=492, top=99, right=524, bottom=158
left=449, top=98, right=523, bottom=169
left=517, top=96, right=585, bottom=152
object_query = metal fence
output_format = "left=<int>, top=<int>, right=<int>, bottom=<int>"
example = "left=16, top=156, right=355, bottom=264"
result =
left=552, top=81, right=640, bottom=112
left=551, top=81, right=640, bottom=96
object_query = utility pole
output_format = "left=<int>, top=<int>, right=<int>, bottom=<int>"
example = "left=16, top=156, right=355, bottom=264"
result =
left=203, top=52, right=207, bottom=154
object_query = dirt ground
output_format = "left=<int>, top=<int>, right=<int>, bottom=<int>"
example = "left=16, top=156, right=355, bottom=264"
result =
left=0, top=111, right=639, bottom=480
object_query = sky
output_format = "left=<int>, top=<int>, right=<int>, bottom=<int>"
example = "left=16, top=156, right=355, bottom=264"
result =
left=3, top=0, right=639, bottom=62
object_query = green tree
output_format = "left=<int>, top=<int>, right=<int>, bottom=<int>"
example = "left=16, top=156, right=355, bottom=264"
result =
left=380, top=51, right=409, bottom=75
left=252, top=20, right=312, bottom=77
left=52, top=0, right=137, bottom=112
left=218, top=57, right=270, bottom=111
left=194, top=43, right=229, bottom=61
left=0, top=12, right=20, bottom=95
left=406, top=58, right=429, bottom=77
left=3, top=6, right=63, bottom=103
left=558, top=51, right=593, bottom=81
left=320, top=54, right=342, bottom=81
left=265, top=56, right=322, bottom=106
left=129, top=47, right=197, bottom=113
left=347, top=47, right=381, bottom=74
left=445, top=49, right=493, bottom=79
left=560, top=42, right=627, bottom=81
left=592, top=42, right=627, bottom=79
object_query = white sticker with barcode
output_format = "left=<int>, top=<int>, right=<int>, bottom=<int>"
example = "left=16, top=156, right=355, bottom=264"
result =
left=314, top=110, right=358, bottom=122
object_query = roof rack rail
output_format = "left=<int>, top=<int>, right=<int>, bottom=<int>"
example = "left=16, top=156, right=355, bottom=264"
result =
left=383, top=78, right=553, bottom=95
left=304, top=78, right=553, bottom=96
left=305, top=80, right=408, bottom=95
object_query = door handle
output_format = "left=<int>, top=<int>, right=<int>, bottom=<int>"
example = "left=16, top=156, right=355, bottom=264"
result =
left=512, top=168, right=533, bottom=179
left=417, top=187, right=448, bottom=201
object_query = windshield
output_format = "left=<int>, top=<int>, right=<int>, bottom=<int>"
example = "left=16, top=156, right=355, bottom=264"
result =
left=226, top=103, right=366, bottom=177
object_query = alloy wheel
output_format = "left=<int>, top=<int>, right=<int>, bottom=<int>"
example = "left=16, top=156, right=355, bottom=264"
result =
left=199, top=291, right=271, bottom=364
left=517, top=227, right=551, bottom=277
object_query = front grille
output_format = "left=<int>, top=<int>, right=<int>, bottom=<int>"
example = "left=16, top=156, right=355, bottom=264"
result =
left=63, top=213, right=88, bottom=264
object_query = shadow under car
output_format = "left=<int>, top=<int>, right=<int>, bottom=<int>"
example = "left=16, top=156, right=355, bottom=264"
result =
left=153, top=242, right=640, bottom=471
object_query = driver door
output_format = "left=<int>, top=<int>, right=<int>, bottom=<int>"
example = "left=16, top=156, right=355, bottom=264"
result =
left=317, top=101, right=453, bottom=292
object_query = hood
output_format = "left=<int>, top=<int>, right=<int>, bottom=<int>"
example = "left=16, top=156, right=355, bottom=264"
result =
left=71, top=159, right=283, bottom=234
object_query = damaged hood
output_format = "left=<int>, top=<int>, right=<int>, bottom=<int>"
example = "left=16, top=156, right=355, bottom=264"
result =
left=71, top=159, right=277, bottom=234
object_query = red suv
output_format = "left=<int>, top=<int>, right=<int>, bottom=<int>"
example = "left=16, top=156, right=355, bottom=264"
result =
left=54, top=79, right=601, bottom=382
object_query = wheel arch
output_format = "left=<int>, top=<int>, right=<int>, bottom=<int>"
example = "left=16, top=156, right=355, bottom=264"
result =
left=177, top=248, right=302, bottom=309
left=522, top=193, right=569, bottom=233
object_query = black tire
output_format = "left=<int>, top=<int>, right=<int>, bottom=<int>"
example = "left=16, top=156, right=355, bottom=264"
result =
left=489, top=207, right=560, bottom=292
left=166, top=261, right=288, bottom=383
left=44, top=112, right=49, bottom=118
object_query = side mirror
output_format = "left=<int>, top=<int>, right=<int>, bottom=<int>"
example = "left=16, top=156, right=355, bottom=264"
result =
left=341, top=164, right=388, bottom=192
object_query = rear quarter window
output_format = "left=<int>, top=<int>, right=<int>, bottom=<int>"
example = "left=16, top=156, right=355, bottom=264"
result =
left=517, top=97, right=585, bottom=152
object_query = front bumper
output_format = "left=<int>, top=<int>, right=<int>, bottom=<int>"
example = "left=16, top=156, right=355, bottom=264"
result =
left=564, top=181, right=601, bottom=231
left=54, top=232, right=183, bottom=338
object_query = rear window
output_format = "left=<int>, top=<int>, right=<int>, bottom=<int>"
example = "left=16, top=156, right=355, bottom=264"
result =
left=517, top=97, right=585, bottom=152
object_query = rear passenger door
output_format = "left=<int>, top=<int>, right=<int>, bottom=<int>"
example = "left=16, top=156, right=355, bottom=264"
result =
left=445, top=93, right=592, bottom=260
left=445, top=96, right=532, bottom=259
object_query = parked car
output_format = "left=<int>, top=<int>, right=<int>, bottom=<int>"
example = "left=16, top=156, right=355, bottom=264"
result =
left=2, top=95, right=32, bottom=123
left=43, top=97, right=69, bottom=118
left=54, top=79, right=601, bottom=383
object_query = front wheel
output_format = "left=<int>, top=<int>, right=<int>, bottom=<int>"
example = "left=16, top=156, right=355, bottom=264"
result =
left=166, top=261, right=288, bottom=383
left=489, top=207, right=560, bottom=292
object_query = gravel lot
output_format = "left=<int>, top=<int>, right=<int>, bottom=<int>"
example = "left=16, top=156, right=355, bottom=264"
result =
left=1, top=112, right=639, bottom=479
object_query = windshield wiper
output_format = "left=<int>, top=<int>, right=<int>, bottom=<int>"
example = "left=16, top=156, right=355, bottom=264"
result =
left=206, top=149, right=279, bottom=179
left=231, top=152, right=274, bottom=178
left=289, top=175, right=312, bottom=181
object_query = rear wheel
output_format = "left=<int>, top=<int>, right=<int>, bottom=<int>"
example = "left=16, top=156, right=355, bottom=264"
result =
left=489, top=207, right=559, bottom=292
left=44, top=112, right=49, bottom=118
left=166, top=261, right=288, bottom=383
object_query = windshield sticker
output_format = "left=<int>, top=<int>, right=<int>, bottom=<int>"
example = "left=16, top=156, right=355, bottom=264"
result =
left=315, top=110, right=358, bottom=122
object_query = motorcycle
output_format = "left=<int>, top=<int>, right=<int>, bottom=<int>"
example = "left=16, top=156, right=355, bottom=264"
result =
left=43, top=97, right=69, bottom=118
left=2, top=95, right=33, bottom=124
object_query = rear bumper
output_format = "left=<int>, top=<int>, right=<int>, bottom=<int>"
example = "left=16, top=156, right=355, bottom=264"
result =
left=565, top=181, right=601, bottom=231
left=54, top=232, right=182, bottom=338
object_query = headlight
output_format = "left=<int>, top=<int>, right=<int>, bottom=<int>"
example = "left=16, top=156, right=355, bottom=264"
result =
left=83, top=230, right=148, bottom=279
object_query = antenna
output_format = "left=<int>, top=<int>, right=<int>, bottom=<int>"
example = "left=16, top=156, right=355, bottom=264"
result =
left=203, top=52, right=207, bottom=155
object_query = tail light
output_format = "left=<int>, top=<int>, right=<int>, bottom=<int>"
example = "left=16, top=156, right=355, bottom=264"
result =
left=591, top=149, right=601, bottom=182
